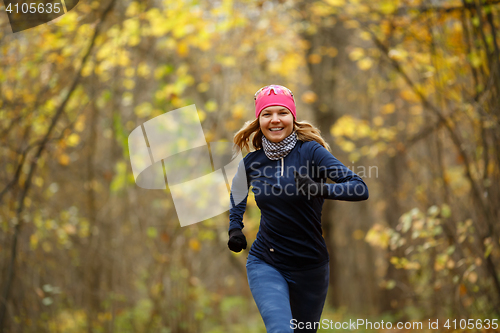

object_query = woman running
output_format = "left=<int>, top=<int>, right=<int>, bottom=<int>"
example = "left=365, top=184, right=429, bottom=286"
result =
left=227, top=85, right=369, bottom=332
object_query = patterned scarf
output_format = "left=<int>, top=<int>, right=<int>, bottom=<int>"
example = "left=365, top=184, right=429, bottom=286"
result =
left=262, top=131, right=298, bottom=160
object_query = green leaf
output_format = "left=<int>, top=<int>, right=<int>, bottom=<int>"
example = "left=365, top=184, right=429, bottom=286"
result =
left=401, top=213, right=412, bottom=233
left=42, top=297, right=53, bottom=306
left=441, top=204, right=451, bottom=218
left=386, top=280, right=396, bottom=289
left=427, top=205, right=439, bottom=217
left=42, top=284, right=53, bottom=293
left=472, top=16, right=480, bottom=27
left=485, top=243, right=493, bottom=258
left=147, top=227, right=158, bottom=239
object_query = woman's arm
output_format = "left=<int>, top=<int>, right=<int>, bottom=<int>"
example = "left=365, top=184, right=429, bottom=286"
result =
left=228, top=158, right=250, bottom=231
left=228, top=158, right=250, bottom=252
left=229, top=193, right=249, bottom=231
left=306, top=141, right=369, bottom=201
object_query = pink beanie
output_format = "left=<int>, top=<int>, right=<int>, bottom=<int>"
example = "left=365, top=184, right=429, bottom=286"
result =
left=255, top=85, right=296, bottom=119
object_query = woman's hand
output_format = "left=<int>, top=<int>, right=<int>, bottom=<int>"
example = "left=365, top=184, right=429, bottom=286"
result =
left=228, top=229, right=247, bottom=253
left=294, top=171, right=329, bottom=198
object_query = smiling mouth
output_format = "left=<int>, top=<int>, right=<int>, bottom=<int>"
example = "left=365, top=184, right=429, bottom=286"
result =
left=269, top=128, right=284, bottom=132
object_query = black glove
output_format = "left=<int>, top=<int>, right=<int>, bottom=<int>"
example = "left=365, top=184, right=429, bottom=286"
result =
left=294, top=171, right=329, bottom=198
left=228, top=229, right=247, bottom=253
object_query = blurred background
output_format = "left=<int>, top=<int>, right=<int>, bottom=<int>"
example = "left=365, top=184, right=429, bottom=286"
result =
left=1, top=0, right=499, bottom=332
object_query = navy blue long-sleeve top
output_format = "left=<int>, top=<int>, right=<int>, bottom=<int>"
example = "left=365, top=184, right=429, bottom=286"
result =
left=229, top=140, right=369, bottom=271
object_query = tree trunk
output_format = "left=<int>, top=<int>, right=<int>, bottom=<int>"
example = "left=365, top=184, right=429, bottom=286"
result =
left=300, top=14, right=378, bottom=314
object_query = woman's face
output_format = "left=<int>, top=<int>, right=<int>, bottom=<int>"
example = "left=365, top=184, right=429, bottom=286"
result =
left=259, top=106, right=294, bottom=143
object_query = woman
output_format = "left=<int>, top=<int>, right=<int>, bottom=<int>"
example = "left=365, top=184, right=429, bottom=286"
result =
left=227, top=85, right=368, bottom=333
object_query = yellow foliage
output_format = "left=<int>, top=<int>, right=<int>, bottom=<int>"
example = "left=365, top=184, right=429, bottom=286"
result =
left=352, top=229, right=364, bottom=240
left=134, top=102, right=153, bottom=118
left=81, top=61, right=94, bottom=77
left=56, top=11, right=79, bottom=31
left=58, top=154, right=70, bottom=166
left=311, top=2, right=336, bottom=16
left=154, top=66, right=167, bottom=80
left=172, top=97, right=185, bottom=107
left=126, top=1, right=141, bottom=17
left=376, top=141, right=387, bottom=153
left=205, top=100, right=218, bottom=112
left=146, top=8, right=171, bottom=36
left=379, top=128, right=396, bottom=141
left=63, top=224, right=76, bottom=235
left=388, top=49, right=408, bottom=61
left=326, top=47, right=338, bottom=57
left=468, top=52, right=482, bottom=68
left=34, top=177, right=44, bottom=187
left=125, top=67, right=135, bottom=77
left=373, top=116, right=384, bottom=126
left=176, top=64, right=189, bottom=76
left=4, top=88, right=13, bottom=101
left=299, top=40, right=311, bottom=50
left=359, top=31, right=372, bottom=41
left=137, top=63, right=151, bottom=77
left=77, top=24, right=92, bottom=38
left=382, top=103, right=395, bottom=114
left=331, top=117, right=353, bottom=137
left=301, top=91, right=318, bottom=104
left=123, top=18, right=140, bottom=34
left=123, top=79, right=136, bottom=90
left=344, top=20, right=360, bottom=29
left=357, top=58, right=373, bottom=70
left=365, top=224, right=390, bottom=249
left=30, top=234, right=39, bottom=250
left=67, top=134, right=80, bottom=147
left=189, top=239, right=201, bottom=251
left=400, top=89, right=419, bottom=102
left=177, top=42, right=189, bottom=57
left=197, top=82, right=210, bottom=93
left=117, top=50, right=131, bottom=67
left=308, top=54, right=322, bottom=64
left=340, top=140, right=356, bottom=152
left=410, top=105, right=422, bottom=115
left=348, top=47, right=365, bottom=61
left=379, top=0, right=397, bottom=15
left=324, top=0, right=346, bottom=6
left=198, top=110, right=206, bottom=122
left=220, top=56, right=236, bottom=67
left=232, top=104, right=245, bottom=120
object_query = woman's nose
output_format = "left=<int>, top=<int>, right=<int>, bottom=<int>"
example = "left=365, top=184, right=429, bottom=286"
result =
left=271, top=114, right=280, bottom=122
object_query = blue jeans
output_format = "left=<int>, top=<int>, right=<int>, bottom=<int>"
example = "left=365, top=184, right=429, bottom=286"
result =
left=246, top=254, right=329, bottom=333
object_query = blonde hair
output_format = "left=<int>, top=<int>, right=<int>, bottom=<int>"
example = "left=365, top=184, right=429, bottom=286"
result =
left=233, top=118, right=331, bottom=153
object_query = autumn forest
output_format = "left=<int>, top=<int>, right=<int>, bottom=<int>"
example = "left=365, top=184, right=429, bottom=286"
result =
left=1, top=0, right=500, bottom=332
